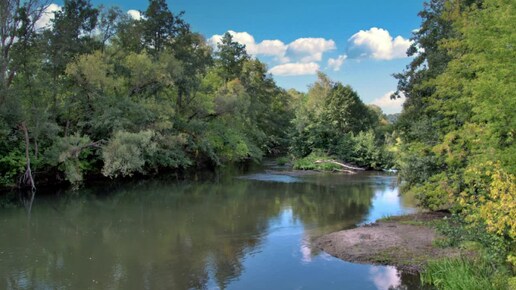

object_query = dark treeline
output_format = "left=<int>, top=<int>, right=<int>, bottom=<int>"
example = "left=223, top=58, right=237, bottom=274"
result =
left=0, top=0, right=295, bottom=188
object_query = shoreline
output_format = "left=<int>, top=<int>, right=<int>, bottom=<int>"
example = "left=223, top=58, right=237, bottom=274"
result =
left=314, top=212, right=462, bottom=273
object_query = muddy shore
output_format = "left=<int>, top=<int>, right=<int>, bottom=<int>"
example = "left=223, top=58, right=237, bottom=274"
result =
left=314, top=212, right=461, bottom=273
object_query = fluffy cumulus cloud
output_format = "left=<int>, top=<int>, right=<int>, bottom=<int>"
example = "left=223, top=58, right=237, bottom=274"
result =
left=347, top=27, right=412, bottom=60
left=268, top=62, right=319, bottom=76
left=370, top=91, right=405, bottom=114
left=209, top=31, right=337, bottom=76
left=327, top=54, right=347, bottom=71
left=127, top=9, right=142, bottom=21
left=35, top=3, right=61, bottom=30
left=286, top=38, right=336, bottom=63
left=209, top=31, right=288, bottom=59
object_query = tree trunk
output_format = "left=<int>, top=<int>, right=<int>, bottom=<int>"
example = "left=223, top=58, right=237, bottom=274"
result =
left=20, top=122, right=36, bottom=191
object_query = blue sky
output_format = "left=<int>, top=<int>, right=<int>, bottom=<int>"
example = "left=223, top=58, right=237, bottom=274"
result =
left=49, top=0, right=426, bottom=113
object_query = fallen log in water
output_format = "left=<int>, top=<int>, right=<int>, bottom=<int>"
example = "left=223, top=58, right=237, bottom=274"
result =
left=314, top=160, right=366, bottom=171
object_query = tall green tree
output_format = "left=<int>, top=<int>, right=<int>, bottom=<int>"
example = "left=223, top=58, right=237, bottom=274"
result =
left=216, top=32, right=249, bottom=82
left=142, top=0, right=186, bottom=55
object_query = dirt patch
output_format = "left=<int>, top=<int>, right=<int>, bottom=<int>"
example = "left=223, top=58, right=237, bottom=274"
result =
left=314, top=212, right=461, bottom=273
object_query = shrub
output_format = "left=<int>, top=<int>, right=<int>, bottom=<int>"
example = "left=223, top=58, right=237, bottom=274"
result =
left=276, top=156, right=290, bottom=166
left=293, top=150, right=341, bottom=171
left=459, top=162, right=516, bottom=240
left=102, top=130, right=157, bottom=178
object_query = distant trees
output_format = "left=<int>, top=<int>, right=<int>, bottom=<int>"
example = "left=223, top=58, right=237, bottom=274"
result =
left=290, top=73, right=394, bottom=169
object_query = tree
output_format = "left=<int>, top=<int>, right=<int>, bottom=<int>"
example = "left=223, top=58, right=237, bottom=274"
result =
left=97, top=6, right=124, bottom=51
left=142, top=0, right=187, bottom=55
left=0, top=0, right=48, bottom=102
left=290, top=73, right=385, bottom=168
left=216, top=32, right=249, bottom=82
left=0, top=0, right=296, bottom=189
left=171, top=31, right=212, bottom=110
left=322, top=83, right=376, bottom=135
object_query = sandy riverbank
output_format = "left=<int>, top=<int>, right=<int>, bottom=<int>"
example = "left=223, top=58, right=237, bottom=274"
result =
left=314, top=212, right=462, bottom=273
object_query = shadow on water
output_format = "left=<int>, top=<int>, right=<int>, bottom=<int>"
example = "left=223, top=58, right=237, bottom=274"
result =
left=0, top=166, right=429, bottom=290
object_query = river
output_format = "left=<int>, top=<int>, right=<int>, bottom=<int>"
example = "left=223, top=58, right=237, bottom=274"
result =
left=0, top=163, right=430, bottom=289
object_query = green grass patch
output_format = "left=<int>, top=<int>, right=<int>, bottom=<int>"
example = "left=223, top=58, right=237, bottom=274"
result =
left=292, top=151, right=341, bottom=171
left=421, top=257, right=509, bottom=290
left=376, top=214, right=431, bottom=226
left=276, top=156, right=290, bottom=166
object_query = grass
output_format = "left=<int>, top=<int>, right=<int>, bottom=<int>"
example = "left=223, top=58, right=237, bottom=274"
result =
left=292, top=151, right=342, bottom=171
left=376, top=214, right=432, bottom=226
left=399, top=220, right=427, bottom=226
left=276, top=156, right=290, bottom=166
left=422, top=214, right=515, bottom=289
left=421, top=257, right=509, bottom=290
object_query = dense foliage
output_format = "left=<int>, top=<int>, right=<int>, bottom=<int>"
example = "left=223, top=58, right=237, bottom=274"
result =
left=394, top=0, right=515, bottom=286
left=289, top=73, right=395, bottom=170
left=0, top=0, right=396, bottom=189
left=0, top=0, right=294, bottom=188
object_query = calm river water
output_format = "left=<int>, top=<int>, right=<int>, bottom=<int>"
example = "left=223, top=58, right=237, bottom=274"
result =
left=0, top=164, right=430, bottom=289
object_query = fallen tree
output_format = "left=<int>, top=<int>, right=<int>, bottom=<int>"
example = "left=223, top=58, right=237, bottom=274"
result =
left=314, top=159, right=366, bottom=171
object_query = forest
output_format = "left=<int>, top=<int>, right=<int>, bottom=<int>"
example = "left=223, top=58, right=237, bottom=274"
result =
left=0, top=0, right=514, bottom=288
left=0, top=0, right=396, bottom=189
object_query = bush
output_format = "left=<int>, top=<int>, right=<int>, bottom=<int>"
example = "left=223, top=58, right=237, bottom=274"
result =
left=350, top=130, right=393, bottom=169
left=293, top=150, right=341, bottom=171
left=102, top=130, right=157, bottom=178
left=276, top=156, right=290, bottom=166
left=459, top=162, right=516, bottom=241
left=397, top=142, right=440, bottom=186
left=0, top=150, right=25, bottom=187
left=434, top=215, right=509, bottom=263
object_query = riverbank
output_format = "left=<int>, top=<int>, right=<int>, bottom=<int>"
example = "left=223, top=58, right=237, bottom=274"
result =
left=314, top=212, right=462, bottom=273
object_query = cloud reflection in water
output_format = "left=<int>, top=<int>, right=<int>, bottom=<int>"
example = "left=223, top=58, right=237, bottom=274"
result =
left=369, top=266, right=402, bottom=290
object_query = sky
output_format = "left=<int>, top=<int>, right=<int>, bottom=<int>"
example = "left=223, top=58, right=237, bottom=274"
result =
left=46, top=0, right=426, bottom=114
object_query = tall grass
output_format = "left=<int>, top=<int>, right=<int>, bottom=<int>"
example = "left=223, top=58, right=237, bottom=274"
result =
left=421, top=258, right=507, bottom=290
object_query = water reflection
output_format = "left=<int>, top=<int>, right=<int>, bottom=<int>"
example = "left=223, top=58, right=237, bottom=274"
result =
left=0, top=170, right=423, bottom=289
left=370, top=266, right=401, bottom=290
left=237, top=173, right=300, bottom=183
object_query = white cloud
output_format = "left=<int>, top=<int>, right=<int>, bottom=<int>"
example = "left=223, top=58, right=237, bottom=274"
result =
left=268, top=62, right=319, bottom=76
left=35, top=3, right=61, bottom=30
left=209, top=31, right=335, bottom=65
left=127, top=10, right=142, bottom=21
left=207, top=34, right=222, bottom=47
left=208, top=31, right=287, bottom=61
left=257, top=39, right=288, bottom=57
left=287, top=38, right=336, bottom=63
left=370, top=91, right=405, bottom=114
left=347, top=27, right=412, bottom=60
left=327, top=54, right=347, bottom=71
